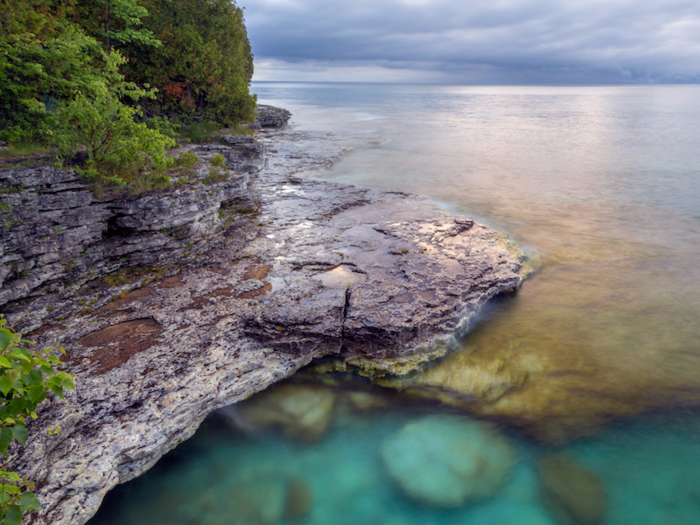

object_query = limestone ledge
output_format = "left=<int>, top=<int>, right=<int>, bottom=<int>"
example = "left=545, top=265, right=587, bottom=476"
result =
left=2, top=122, right=524, bottom=524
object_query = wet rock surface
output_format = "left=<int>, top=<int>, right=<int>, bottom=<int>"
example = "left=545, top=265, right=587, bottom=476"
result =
left=2, top=122, right=523, bottom=524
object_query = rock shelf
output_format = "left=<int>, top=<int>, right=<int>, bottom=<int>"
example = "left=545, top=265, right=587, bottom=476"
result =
left=1, top=119, right=524, bottom=524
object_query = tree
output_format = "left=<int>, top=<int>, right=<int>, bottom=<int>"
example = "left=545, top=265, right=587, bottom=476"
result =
left=72, top=0, right=161, bottom=50
left=51, top=51, right=176, bottom=187
left=0, top=0, right=104, bottom=143
left=117, top=0, right=257, bottom=126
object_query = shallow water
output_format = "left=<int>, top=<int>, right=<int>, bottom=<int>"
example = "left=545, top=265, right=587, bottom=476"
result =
left=89, top=84, right=700, bottom=524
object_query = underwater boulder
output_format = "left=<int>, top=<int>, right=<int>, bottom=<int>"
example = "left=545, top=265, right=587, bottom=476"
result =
left=240, top=383, right=337, bottom=442
left=345, top=390, right=392, bottom=411
left=536, top=454, right=607, bottom=525
left=380, top=414, right=517, bottom=507
left=284, top=478, right=313, bottom=520
left=225, top=479, right=287, bottom=525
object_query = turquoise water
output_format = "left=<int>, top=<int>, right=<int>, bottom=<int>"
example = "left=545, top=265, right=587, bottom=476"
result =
left=89, top=84, right=700, bottom=524
left=90, top=382, right=700, bottom=525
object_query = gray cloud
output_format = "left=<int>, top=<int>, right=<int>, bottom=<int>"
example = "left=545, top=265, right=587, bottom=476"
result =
left=242, top=0, right=700, bottom=83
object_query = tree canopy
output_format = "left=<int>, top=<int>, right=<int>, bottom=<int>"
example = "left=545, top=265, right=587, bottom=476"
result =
left=0, top=0, right=256, bottom=148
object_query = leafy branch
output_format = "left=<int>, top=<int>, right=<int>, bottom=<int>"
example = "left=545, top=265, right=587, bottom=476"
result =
left=0, top=315, right=75, bottom=525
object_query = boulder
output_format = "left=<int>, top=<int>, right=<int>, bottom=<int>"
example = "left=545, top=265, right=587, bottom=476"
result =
left=381, top=415, right=516, bottom=507
left=239, top=384, right=337, bottom=443
left=536, top=454, right=607, bottom=525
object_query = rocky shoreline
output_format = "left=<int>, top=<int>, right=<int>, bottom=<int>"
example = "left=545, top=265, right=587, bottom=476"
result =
left=1, top=110, right=524, bottom=524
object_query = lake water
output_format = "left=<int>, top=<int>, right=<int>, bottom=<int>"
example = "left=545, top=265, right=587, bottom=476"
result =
left=89, top=83, right=700, bottom=525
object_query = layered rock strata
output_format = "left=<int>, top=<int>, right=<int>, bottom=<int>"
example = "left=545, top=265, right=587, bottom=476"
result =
left=2, top=123, right=523, bottom=524
left=0, top=135, right=263, bottom=330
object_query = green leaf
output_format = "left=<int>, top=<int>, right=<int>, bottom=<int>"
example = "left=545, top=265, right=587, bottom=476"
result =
left=49, top=385, right=64, bottom=399
left=0, top=357, right=12, bottom=368
left=12, top=425, right=27, bottom=445
left=0, top=427, right=13, bottom=455
left=0, top=329, right=11, bottom=351
left=7, top=398, right=26, bottom=416
left=10, top=350, right=29, bottom=363
left=20, top=491, right=40, bottom=511
left=0, top=376, right=13, bottom=396
left=26, top=386, right=46, bottom=404
left=63, top=378, right=75, bottom=391
left=23, top=370, right=43, bottom=387
left=4, top=504, right=22, bottom=525
left=4, top=484, right=19, bottom=494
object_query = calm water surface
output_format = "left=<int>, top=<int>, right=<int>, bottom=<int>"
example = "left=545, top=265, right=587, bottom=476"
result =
left=90, top=84, right=700, bottom=525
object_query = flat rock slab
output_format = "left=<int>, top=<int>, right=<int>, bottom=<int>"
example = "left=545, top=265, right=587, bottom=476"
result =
left=12, top=127, right=523, bottom=524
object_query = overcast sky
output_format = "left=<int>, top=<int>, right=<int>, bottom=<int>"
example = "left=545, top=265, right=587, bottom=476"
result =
left=242, top=0, right=700, bottom=84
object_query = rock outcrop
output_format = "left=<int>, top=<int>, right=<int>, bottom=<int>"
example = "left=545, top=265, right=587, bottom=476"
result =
left=250, top=105, right=292, bottom=129
left=0, top=136, right=263, bottom=331
left=2, top=120, right=524, bottom=524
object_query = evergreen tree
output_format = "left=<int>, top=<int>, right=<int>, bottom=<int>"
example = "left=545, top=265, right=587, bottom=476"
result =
left=119, top=0, right=256, bottom=126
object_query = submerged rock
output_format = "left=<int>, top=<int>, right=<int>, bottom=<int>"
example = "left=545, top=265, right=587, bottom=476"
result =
left=182, top=478, right=287, bottom=525
left=536, top=455, right=607, bottom=525
left=239, top=383, right=337, bottom=443
left=380, top=415, right=516, bottom=507
left=345, top=390, right=391, bottom=412
left=284, top=479, right=313, bottom=521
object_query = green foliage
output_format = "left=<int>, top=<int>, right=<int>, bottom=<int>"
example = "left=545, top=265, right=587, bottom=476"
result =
left=51, top=52, right=176, bottom=187
left=179, top=120, right=221, bottom=144
left=1, top=0, right=256, bottom=186
left=73, top=0, right=161, bottom=49
left=0, top=0, right=105, bottom=143
left=202, top=166, right=228, bottom=184
left=120, top=0, right=256, bottom=126
left=175, top=151, right=199, bottom=169
left=210, top=153, right=225, bottom=168
left=0, top=315, right=75, bottom=524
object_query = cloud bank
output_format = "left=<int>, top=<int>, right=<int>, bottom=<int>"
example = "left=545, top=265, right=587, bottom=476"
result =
left=243, top=0, right=700, bottom=83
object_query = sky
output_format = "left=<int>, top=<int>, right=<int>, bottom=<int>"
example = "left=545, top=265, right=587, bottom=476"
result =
left=242, top=0, right=700, bottom=84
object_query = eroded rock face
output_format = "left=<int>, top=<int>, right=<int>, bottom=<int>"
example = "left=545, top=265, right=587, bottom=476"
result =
left=0, top=139, right=262, bottom=329
left=3, top=123, right=524, bottom=524
left=380, top=415, right=517, bottom=507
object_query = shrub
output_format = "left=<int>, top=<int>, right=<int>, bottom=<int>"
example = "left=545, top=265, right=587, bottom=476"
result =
left=0, top=315, right=75, bottom=524
left=210, top=153, right=225, bottom=167
left=51, top=51, right=176, bottom=188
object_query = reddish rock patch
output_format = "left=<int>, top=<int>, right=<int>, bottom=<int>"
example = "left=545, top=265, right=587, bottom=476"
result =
left=237, top=282, right=272, bottom=299
left=96, top=287, right=153, bottom=315
left=209, top=266, right=231, bottom=277
left=158, top=275, right=185, bottom=288
left=242, top=265, right=273, bottom=281
left=204, top=286, right=233, bottom=299
left=178, top=286, right=233, bottom=311
left=28, top=323, right=66, bottom=338
left=74, top=318, right=162, bottom=374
